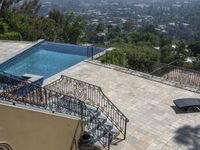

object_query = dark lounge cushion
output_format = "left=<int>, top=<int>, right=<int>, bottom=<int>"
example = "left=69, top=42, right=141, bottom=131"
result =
left=174, top=98, right=200, bottom=109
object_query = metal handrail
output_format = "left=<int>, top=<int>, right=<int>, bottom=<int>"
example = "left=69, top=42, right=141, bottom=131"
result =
left=104, top=51, right=200, bottom=90
left=45, top=75, right=129, bottom=139
left=0, top=73, right=112, bottom=150
left=0, top=142, right=13, bottom=150
left=151, top=64, right=200, bottom=89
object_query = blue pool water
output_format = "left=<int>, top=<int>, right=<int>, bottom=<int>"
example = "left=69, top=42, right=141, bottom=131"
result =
left=0, top=41, right=104, bottom=79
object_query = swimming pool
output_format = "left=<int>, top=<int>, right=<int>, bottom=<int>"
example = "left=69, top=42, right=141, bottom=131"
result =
left=0, top=41, right=105, bottom=79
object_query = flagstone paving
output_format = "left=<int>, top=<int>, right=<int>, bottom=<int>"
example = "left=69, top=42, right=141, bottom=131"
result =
left=0, top=40, right=32, bottom=64
left=47, top=61, right=200, bottom=150
left=1, top=41, right=199, bottom=150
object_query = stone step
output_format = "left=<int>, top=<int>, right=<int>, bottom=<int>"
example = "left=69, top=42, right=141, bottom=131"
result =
left=86, top=104, right=99, bottom=113
left=110, top=127, right=120, bottom=137
left=89, top=118, right=107, bottom=133
left=94, top=130, right=112, bottom=146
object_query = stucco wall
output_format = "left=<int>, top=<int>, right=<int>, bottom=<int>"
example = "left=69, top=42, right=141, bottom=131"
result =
left=0, top=103, right=83, bottom=150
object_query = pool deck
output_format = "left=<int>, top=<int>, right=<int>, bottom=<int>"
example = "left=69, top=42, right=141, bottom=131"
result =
left=1, top=41, right=200, bottom=150
left=47, top=61, right=200, bottom=150
left=0, top=40, right=33, bottom=64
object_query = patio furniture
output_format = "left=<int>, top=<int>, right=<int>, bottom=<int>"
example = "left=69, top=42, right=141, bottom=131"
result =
left=173, top=98, right=200, bottom=111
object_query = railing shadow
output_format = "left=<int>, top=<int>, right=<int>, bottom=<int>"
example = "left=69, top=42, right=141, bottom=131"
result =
left=174, top=125, right=200, bottom=150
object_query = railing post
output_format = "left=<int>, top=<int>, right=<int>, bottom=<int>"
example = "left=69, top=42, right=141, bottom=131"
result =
left=124, top=119, right=128, bottom=140
left=91, top=47, right=94, bottom=60
left=110, top=51, right=112, bottom=64
left=80, top=101, right=84, bottom=120
left=87, top=46, right=89, bottom=58
left=108, top=132, right=111, bottom=150
left=105, top=51, right=108, bottom=64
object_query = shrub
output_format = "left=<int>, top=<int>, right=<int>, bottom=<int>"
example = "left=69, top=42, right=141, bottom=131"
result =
left=0, top=22, right=9, bottom=34
left=0, top=32, right=22, bottom=40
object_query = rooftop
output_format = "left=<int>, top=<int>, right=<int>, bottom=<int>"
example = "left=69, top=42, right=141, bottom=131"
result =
left=0, top=41, right=200, bottom=150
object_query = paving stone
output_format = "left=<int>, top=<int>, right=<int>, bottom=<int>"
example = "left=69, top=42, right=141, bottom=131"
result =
left=1, top=41, right=199, bottom=150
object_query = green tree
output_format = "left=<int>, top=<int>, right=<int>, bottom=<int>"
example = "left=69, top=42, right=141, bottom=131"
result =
left=128, top=32, right=158, bottom=46
left=188, top=41, right=200, bottom=56
left=18, top=0, right=41, bottom=16
left=128, top=32, right=142, bottom=44
left=142, top=32, right=158, bottom=46
left=95, top=23, right=105, bottom=33
left=0, top=0, right=13, bottom=10
left=192, top=54, right=200, bottom=70
left=62, top=13, right=86, bottom=43
left=159, top=36, right=172, bottom=48
left=49, top=9, right=64, bottom=24
left=0, top=3, right=86, bottom=43
left=105, top=49, right=128, bottom=67
left=140, top=24, right=155, bottom=33
left=0, top=31, right=22, bottom=40
left=160, top=44, right=176, bottom=63
left=126, top=46, right=160, bottom=72
left=0, top=0, right=21, bottom=10
left=28, top=17, right=58, bottom=41
left=175, top=40, right=190, bottom=60
left=0, top=21, right=8, bottom=33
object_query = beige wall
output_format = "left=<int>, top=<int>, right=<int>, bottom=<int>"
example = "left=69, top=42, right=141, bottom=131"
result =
left=0, top=103, right=83, bottom=150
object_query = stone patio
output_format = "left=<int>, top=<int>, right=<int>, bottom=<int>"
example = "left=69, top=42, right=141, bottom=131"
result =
left=0, top=40, right=33, bottom=64
left=0, top=41, right=200, bottom=150
left=47, top=61, right=200, bottom=150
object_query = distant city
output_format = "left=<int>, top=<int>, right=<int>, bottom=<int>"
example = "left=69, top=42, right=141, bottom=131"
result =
left=37, top=0, right=200, bottom=40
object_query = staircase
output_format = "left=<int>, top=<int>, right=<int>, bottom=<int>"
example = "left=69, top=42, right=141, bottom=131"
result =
left=45, top=75, right=129, bottom=141
left=0, top=142, right=13, bottom=150
left=0, top=73, right=129, bottom=150
left=55, top=97, right=120, bottom=148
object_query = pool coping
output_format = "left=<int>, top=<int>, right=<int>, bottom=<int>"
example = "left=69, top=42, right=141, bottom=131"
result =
left=0, top=40, right=33, bottom=44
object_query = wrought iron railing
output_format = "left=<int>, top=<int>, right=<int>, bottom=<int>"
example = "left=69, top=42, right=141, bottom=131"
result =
left=45, top=75, right=129, bottom=140
left=101, top=50, right=200, bottom=90
left=0, top=142, right=13, bottom=150
left=151, top=64, right=200, bottom=89
left=0, top=73, right=113, bottom=150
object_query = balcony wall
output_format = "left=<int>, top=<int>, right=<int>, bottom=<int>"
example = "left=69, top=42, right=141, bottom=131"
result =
left=0, top=103, right=83, bottom=150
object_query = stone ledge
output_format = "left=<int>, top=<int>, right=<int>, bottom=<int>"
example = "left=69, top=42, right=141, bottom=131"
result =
left=87, top=60, right=200, bottom=94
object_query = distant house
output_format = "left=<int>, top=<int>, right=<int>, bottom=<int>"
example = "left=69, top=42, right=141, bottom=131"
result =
left=172, top=44, right=177, bottom=49
left=169, top=22, right=176, bottom=26
left=185, top=57, right=194, bottom=63
left=154, top=46, right=160, bottom=51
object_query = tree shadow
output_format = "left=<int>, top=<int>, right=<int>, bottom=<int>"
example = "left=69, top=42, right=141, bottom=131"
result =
left=174, top=125, right=200, bottom=150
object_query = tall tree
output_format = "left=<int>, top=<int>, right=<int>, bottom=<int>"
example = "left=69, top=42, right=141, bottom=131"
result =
left=188, top=41, right=200, bottom=56
left=49, top=9, right=64, bottom=24
left=175, top=40, right=189, bottom=60
left=18, top=0, right=41, bottom=16
left=0, top=0, right=21, bottom=10
left=160, top=44, right=175, bottom=63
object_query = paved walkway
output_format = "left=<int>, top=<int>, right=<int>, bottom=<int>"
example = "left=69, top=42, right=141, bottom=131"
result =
left=47, top=61, right=200, bottom=150
left=0, top=40, right=32, bottom=64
